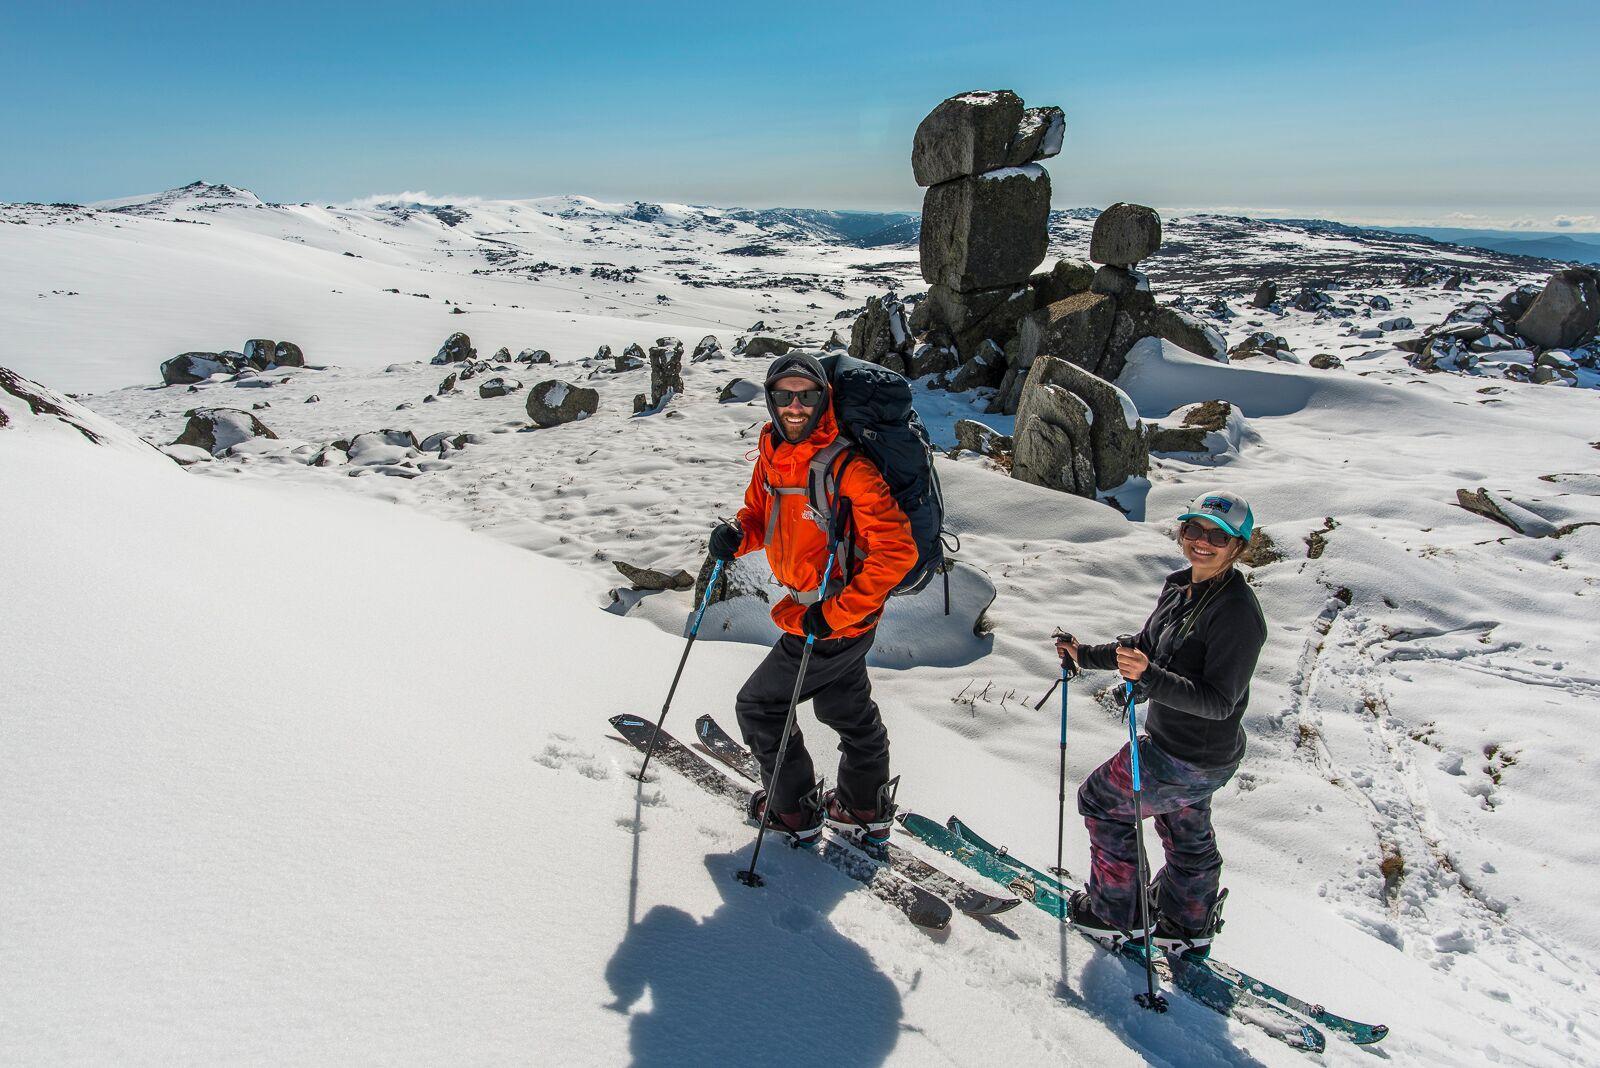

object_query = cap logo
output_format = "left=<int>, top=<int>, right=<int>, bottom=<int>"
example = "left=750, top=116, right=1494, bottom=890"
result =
left=1202, top=496, right=1233, bottom=513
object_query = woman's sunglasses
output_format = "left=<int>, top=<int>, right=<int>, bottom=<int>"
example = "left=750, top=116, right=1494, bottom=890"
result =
left=1179, top=520, right=1237, bottom=548
left=768, top=387, right=824, bottom=408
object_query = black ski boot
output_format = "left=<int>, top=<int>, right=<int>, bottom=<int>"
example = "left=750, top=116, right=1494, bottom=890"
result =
left=1150, top=887, right=1227, bottom=961
left=746, top=781, right=824, bottom=847
left=1067, top=889, right=1152, bottom=946
left=823, top=776, right=899, bottom=847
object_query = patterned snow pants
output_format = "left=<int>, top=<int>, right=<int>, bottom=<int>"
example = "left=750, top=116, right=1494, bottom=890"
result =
left=1077, top=736, right=1238, bottom=932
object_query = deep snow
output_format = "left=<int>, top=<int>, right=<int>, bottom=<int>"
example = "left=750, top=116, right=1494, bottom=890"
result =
left=4, top=184, right=1600, bottom=1065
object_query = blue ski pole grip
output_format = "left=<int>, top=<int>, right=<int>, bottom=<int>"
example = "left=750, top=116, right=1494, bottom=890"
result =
left=1118, top=634, right=1142, bottom=792
left=805, top=548, right=839, bottom=649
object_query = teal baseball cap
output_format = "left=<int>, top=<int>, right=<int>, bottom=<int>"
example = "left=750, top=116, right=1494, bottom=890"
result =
left=1178, top=489, right=1254, bottom=540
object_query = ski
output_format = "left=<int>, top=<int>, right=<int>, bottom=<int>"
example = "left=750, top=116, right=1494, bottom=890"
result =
left=693, top=715, right=1020, bottom=917
left=899, top=812, right=1328, bottom=1053
left=608, top=715, right=953, bottom=930
left=942, top=816, right=1387, bottom=1046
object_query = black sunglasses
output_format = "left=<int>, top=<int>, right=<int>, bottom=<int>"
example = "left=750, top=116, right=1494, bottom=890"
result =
left=768, top=387, right=824, bottom=408
left=1179, top=520, right=1236, bottom=548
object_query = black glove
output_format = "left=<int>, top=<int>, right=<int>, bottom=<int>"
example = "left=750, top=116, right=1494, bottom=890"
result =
left=708, top=521, right=743, bottom=561
left=802, top=601, right=834, bottom=640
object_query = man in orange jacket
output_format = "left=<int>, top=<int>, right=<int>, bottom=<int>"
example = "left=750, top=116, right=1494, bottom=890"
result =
left=709, top=352, right=917, bottom=845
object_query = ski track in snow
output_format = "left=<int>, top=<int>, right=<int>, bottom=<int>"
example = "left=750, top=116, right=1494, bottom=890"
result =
left=6, top=185, right=1600, bottom=1065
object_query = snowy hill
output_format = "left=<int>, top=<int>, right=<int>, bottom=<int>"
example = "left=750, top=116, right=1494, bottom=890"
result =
left=4, top=183, right=1600, bottom=1065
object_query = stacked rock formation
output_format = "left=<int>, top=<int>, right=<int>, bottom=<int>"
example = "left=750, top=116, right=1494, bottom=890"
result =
left=852, top=90, right=1064, bottom=376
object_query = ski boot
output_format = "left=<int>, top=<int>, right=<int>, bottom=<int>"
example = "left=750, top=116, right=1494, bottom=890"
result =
left=746, top=781, right=824, bottom=847
left=823, top=776, right=899, bottom=849
left=1066, top=889, right=1152, bottom=948
left=1150, top=887, right=1227, bottom=961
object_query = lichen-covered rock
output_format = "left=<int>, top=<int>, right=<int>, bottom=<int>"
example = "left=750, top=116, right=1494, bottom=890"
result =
left=1091, top=265, right=1147, bottom=297
left=526, top=379, right=599, bottom=427
left=243, top=339, right=277, bottom=370
left=1012, top=384, right=1095, bottom=496
left=948, top=339, right=1007, bottom=393
left=1148, top=306, right=1227, bottom=363
left=432, top=332, right=475, bottom=365
left=717, top=378, right=762, bottom=403
left=1089, top=203, right=1162, bottom=267
left=1148, top=400, right=1232, bottom=453
left=954, top=418, right=1013, bottom=459
left=516, top=348, right=552, bottom=364
left=647, top=337, right=685, bottom=407
left=273, top=341, right=305, bottom=367
left=1015, top=291, right=1117, bottom=377
left=478, top=376, right=522, bottom=399
left=920, top=165, right=1051, bottom=291
left=912, top=90, right=1026, bottom=187
left=692, top=335, right=723, bottom=362
left=1005, top=105, right=1066, bottom=166
left=1029, top=258, right=1095, bottom=307
left=1309, top=353, right=1343, bottom=370
left=173, top=407, right=278, bottom=456
left=614, top=560, right=695, bottom=592
left=1516, top=269, right=1600, bottom=349
left=916, top=284, right=1032, bottom=361
left=1250, top=280, right=1278, bottom=310
left=161, top=352, right=238, bottom=386
left=1016, top=355, right=1147, bottom=492
left=742, top=336, right=795, bottom=360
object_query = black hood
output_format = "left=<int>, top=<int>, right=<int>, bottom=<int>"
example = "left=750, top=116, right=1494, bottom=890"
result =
left=764, top=351, right=831, bottom=442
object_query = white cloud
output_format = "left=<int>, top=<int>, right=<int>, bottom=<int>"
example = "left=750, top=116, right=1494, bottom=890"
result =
left=340, top=191, right=485, bottom=210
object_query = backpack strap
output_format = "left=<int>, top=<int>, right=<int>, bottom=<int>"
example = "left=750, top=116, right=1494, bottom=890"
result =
left=767, top=436, right=867, bottom=606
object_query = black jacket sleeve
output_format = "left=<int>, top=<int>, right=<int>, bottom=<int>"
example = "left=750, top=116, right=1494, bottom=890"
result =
left=1143, top=606, right=1266, bottom=720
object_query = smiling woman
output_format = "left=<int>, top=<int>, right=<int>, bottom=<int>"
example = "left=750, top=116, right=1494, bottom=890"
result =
left=1053, top=488, right=1266, bottom=957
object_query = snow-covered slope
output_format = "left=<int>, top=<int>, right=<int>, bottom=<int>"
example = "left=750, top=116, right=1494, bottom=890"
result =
left=5, top=181, right=1600, bottom=1065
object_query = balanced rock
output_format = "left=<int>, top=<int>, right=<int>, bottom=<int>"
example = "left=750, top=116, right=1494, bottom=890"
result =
left=432, top=332, right=475, bottom=365
left=173, top=407, right=278, bottom=456
left=912, top=90, right=1025, bottom=187
left=1516, top=269, right=1600, bottom=349
left=920, top=165, right=1051, bottom=291
left=526, top=380, right=599, bottom=428
left=1089, top=203, right=1162, bottom=267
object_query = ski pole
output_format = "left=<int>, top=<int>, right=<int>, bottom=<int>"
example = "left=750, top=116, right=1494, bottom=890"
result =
left=1049, top=631, right=1078, bottom=911
left=1119, top=634, right=1168, bottom=1013
left=737, top=547, right=838, bottom=888
left=635, top=559, right=725, bottom=783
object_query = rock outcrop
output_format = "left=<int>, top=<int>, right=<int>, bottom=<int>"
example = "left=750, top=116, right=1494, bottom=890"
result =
left=173, top=407, right=278, bottom=456
left=526, top=380, right=599, bottom=427
left=432, top=332, right=475, bottom=365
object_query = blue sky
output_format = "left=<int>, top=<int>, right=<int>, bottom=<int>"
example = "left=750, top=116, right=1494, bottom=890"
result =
left=4, top=0, right=1597, bottom=228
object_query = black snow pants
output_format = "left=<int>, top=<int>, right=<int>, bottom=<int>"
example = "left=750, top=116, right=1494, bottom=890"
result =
left=734, top=629, right=889, bottom=813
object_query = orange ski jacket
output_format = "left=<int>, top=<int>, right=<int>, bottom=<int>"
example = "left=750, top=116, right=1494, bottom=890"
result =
left=732, top=406, right=917, bottom=638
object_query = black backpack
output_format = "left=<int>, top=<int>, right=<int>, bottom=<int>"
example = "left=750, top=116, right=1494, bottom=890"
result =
left=806, top=353, right=951, bottom=606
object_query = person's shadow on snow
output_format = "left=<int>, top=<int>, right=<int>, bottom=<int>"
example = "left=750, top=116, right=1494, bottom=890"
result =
left=605, top=852, right=902, bottom=1067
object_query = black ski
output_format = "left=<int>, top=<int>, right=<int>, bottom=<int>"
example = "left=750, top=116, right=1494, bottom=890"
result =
left=609, top=714, right=953, bottom=930
left=693, top=715, right=1020, bottom=917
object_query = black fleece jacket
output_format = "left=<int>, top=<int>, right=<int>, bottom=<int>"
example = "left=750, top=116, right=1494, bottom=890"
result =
left=1077, top=566, right=1267, bottom=769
